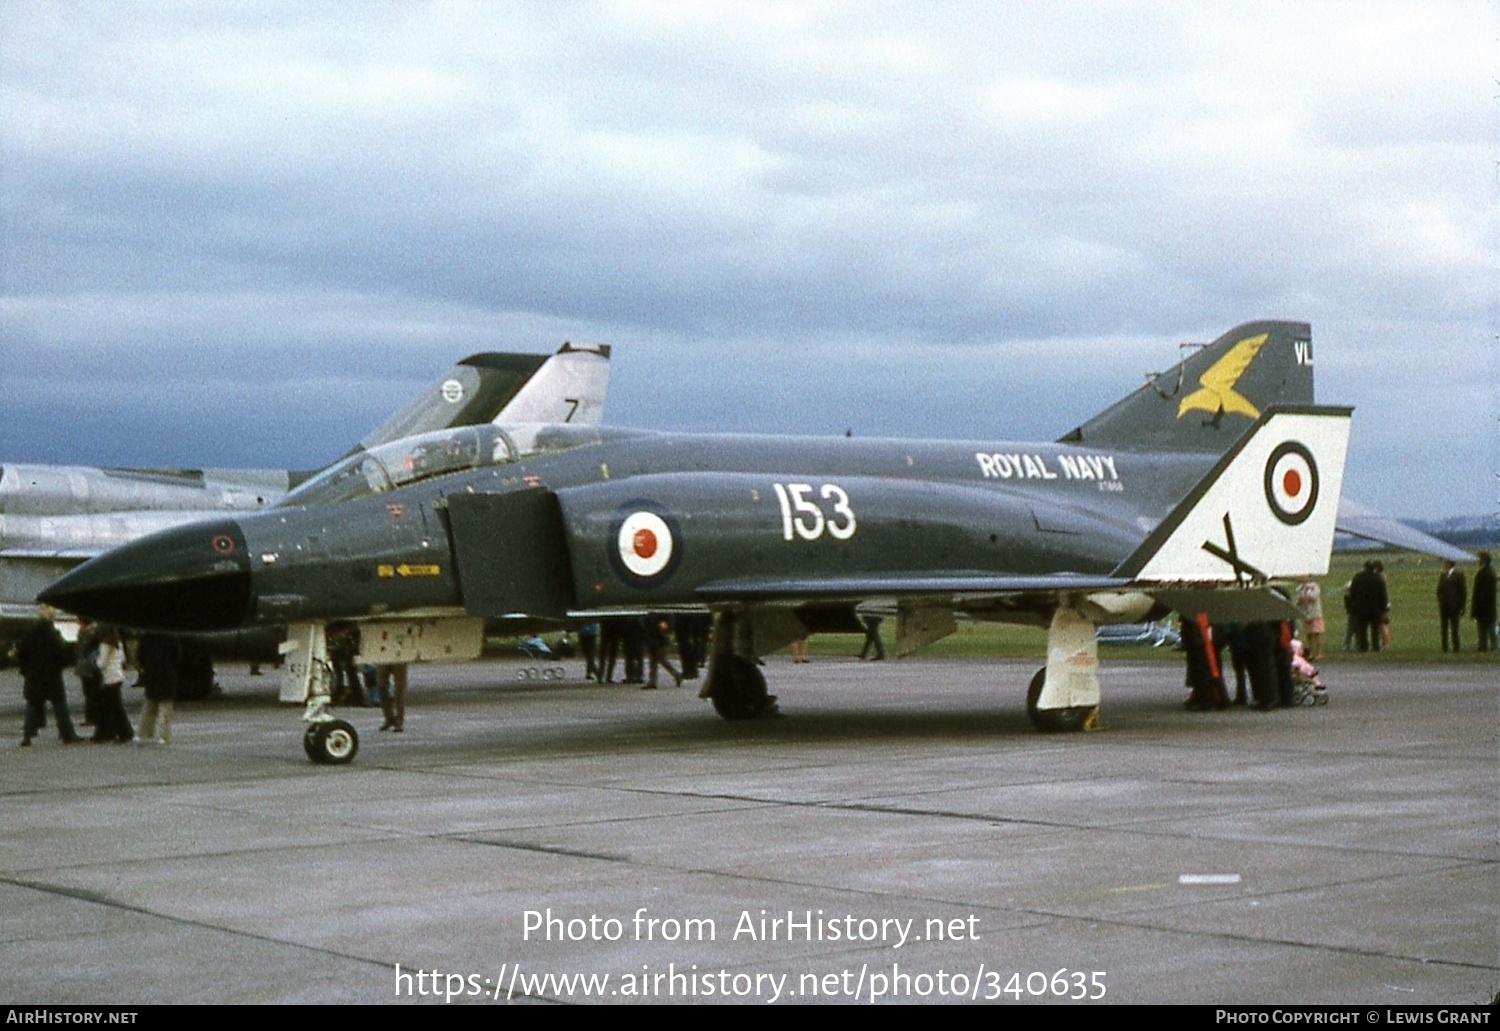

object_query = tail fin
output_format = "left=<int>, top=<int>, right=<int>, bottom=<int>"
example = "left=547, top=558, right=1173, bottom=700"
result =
left=490, top=342, right=610, bottom=426
left=1060, top=320, right=1314, bottom=452
left=349, top=341, right=610, bottom=457
left=1113, top=405, right=1351, bottom=582
left=351, top=351, right=549, bottom=455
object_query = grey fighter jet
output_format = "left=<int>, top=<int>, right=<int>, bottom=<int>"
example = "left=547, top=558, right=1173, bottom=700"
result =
left=43, top=321, right=1351, bottom=764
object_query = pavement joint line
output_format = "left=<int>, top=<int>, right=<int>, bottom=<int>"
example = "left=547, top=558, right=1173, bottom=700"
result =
left=1023, top=904, right=1500, bottom=975
left=611, top=788, right=1500, bottom=866
left=0, top=874, right=397, bottom=974
left=454, top=838, right=629, bottom=862
left=3, top=780, right=1489, bottom=874
left=1009, top=858, right=1494, bottom=913
left=409, top=834, right=1500, bottom=980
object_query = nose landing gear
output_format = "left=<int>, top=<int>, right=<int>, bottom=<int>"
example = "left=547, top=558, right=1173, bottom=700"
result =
left=284, top=621, right=361, bottom=764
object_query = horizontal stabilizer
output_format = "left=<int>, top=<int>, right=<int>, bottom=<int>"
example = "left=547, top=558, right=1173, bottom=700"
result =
left=1150, top=587, right=1299, bottom=623
left=1336, top=498, right=1472, bottom=563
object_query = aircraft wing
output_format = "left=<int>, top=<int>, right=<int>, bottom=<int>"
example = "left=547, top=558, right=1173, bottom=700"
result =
left=694, top=575, right=1299, bottom=630
left=697, top=573, right=1133, bottom=602
left=1335, top=498, right=1472, bottom=563
left=0, top=550, right=91, bottom=634
left=0, top=547, right=104, bottom=562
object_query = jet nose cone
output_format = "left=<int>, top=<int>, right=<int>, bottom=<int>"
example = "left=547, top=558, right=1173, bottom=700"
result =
left=39, top=519, right=252, bottom=632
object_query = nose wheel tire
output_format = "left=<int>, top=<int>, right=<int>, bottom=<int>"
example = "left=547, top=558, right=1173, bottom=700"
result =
left=1026, top=667, right=1096, bottom=733
left=304, top=719, right=359, bottom=764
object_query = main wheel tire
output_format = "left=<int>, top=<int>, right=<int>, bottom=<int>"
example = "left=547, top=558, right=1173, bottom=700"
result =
left=304, top=720, right=359, bottom=764
left=708, top=656, right=777, bottom=720
left=1026, top=667, right=1095, bottom=733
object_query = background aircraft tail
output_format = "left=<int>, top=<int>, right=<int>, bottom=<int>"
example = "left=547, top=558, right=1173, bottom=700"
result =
left=350, top=352, right=550, bottom=456
left=490, top=342, right=610, bottom=426
left=344, top=341, right=610, bottom=462
left=1060, top=320, right=1314, bottom=453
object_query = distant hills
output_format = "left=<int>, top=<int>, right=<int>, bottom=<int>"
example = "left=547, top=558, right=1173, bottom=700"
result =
left=1403, top=513, right=1500, bottom=549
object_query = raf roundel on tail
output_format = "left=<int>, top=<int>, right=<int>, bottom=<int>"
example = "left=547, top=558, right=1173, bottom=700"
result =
left=1264, top=441, right=1319, bottom=526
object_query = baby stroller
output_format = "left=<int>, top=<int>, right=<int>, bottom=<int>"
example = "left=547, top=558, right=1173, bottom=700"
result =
left=1289, top=639, right=1328, bottom=706
left=517, top=636, right=554, bottom=660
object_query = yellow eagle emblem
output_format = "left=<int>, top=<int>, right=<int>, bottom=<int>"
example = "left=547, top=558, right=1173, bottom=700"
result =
left=1177, top=332, right=1268, bottom=420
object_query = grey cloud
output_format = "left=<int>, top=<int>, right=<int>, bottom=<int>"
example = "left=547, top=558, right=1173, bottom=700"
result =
left=1, top=1, right=1492, bottom=517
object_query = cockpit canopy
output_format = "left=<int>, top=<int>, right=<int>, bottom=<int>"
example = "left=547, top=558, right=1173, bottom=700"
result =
left=280, top=423, right=610, bottom=507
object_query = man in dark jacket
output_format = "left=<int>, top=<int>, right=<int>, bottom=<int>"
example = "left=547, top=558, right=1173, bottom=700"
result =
left=1473, top=552, right=1496, bottom=653
left=1347, top=561, right=1388, bottom=653
left=17, top=605, right=79, bottom=746
left=135, top=632, right=182, bottom=745
left=74, top=619, right=102, bottom=727
left=1437, top=560, right=1467, bottom=652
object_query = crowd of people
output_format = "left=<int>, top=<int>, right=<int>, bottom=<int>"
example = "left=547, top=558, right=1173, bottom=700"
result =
left=1179, top=551, right=1497, bottom=713
left=1338, top=552, right=1496, bottom=654
left=16, top=552, right=1494, bottom=745
left=1180, top=613, right=1325, bottom=712
left=14, top=607, right=184, bottom=747
left=571, top=613, right=889, bottom=685
left=574, top=614, right=712, bottom=689
left=11, top=610, right=394, bottom=747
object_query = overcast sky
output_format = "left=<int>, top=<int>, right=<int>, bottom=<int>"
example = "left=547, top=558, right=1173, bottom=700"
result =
left=1, top=2, right=1493, bottom=519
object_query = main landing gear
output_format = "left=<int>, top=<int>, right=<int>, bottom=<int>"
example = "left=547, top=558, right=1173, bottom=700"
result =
left=1025, top=606, right=1102, bottom=733
left=1026, top=667, right=1097, bottom=733
left=706, top=655, right=778, bottom=720
left=701, top=611, right=780, bottom=720
left=695, top=603, right=1109, bottom=733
